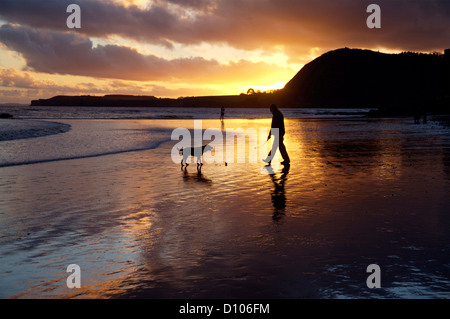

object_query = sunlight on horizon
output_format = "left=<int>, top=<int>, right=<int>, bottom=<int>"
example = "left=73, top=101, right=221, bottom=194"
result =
left=0, top=1, right=447, bottom=104
left=247, top=81, right=289, bottom=93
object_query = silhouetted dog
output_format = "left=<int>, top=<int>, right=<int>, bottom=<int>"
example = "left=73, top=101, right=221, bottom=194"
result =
left=178, top=144, right=213, bottom=168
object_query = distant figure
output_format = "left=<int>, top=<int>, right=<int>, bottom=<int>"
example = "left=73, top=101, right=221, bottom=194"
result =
left=422, top=107, right=427, bottom=123
left=413, top=106, right=428, bottom=124
left=220, top=106, right=225, bottom=120
left=413, top=106, right=421, bottom=124
left=263, top=104, right=290, bottom=166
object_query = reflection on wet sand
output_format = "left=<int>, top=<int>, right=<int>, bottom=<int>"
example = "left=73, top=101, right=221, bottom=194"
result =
left=1, top=118, right=449, bottom=299
left=181, top=166, right=212, bottom=184
left=265, top=164, right=290, bottom=221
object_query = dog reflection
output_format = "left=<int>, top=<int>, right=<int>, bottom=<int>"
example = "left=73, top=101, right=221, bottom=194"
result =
left=181, top=165, right=212, bottom=184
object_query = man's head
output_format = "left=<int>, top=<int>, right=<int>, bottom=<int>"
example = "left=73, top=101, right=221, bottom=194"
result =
left=269, top=104, right=278, bottom=113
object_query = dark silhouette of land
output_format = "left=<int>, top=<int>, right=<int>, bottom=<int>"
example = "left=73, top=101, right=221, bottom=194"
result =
left=282, top=48, right=449, bottom=116
left=30, top=93, right=272, bottom=108
left=30, top=48, right=450, bottom=117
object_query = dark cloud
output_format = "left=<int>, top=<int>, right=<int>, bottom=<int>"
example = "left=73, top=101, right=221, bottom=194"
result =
left=0, top=0, right=448, bottom=57
left=0, top=24, right=293, bottom=83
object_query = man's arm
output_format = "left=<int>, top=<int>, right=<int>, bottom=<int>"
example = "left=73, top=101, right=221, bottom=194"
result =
left=267, top=118, right=274, bottom=140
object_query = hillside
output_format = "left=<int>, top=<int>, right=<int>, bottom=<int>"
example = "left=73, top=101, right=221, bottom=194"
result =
left=281, top=48, right=449, bottom=113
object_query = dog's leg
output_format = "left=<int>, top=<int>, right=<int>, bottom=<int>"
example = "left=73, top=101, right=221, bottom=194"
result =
left=183, top=155, right=189, bottom=166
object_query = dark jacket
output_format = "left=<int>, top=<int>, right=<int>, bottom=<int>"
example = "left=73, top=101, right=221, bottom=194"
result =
left=271, top=109, right=285, bottom=137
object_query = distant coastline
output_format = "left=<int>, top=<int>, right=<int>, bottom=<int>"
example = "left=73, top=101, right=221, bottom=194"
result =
left=30, top=94, right=272, bottom=109
left=30, top=48, right=449, bottom=117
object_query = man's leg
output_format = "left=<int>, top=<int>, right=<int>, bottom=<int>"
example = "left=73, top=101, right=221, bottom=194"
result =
left=279, top=137, right=290, bottom=163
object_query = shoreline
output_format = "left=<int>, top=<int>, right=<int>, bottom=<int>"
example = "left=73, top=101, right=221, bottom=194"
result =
left=1, top=115, right=448, bottom=168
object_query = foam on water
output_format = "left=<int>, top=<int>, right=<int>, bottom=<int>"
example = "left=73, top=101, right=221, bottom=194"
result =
left=0, top=119, right=173, bottom=167
left=0, top=119, right=71, bottom=141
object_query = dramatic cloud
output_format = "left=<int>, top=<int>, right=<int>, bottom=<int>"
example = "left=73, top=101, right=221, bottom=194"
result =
left=0, top=0, right=448, bottom=56
left=0, top=0, right=448, bottom=103
left=0, top=24, right=294, bottom=83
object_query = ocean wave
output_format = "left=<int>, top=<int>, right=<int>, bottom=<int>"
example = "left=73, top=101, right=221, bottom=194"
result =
left=0, top=120, right=173, bottom=168
left=0, top=119, right=71, bottom=142
left=0, top=143, right=169, bottom=168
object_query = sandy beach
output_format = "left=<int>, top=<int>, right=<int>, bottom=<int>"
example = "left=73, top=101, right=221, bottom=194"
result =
left=0, top=117, right=448, bottom=298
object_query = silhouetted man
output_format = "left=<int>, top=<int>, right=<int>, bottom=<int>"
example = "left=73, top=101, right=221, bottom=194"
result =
left=264, top=104, right=290, bottom=166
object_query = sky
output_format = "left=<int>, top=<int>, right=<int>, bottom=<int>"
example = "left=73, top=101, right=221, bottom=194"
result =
left=0, top=0, right=449, bottom=104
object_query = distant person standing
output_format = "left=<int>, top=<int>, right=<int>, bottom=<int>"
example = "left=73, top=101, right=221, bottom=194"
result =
left=264, top=104, right=290, bottom=166
left=220, top=106, right=225, bottom=120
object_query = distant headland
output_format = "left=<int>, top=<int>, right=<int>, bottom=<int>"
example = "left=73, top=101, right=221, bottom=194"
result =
left=31, top=48, right=449, bottom=116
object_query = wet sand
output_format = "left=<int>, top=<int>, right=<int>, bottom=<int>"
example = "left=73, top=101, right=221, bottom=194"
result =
left=0, top=118, right=448, bottom=298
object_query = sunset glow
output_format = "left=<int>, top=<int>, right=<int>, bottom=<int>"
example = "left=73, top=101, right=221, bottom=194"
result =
left=0, top=0, right=449, bottom=104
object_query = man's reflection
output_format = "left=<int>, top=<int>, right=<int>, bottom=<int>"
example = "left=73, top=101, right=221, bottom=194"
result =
left=267, top=164, right=290, bottom=221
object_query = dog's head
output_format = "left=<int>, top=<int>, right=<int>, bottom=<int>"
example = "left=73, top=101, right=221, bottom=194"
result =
left=203, top=144, right=213, bottom=152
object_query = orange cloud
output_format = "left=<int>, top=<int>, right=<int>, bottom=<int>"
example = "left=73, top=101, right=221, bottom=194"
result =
left=0, top=24, right=294, bottom=84
left=0, top=0, right=448, bottom=57
left=0, top=67, right=37, bottom=88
